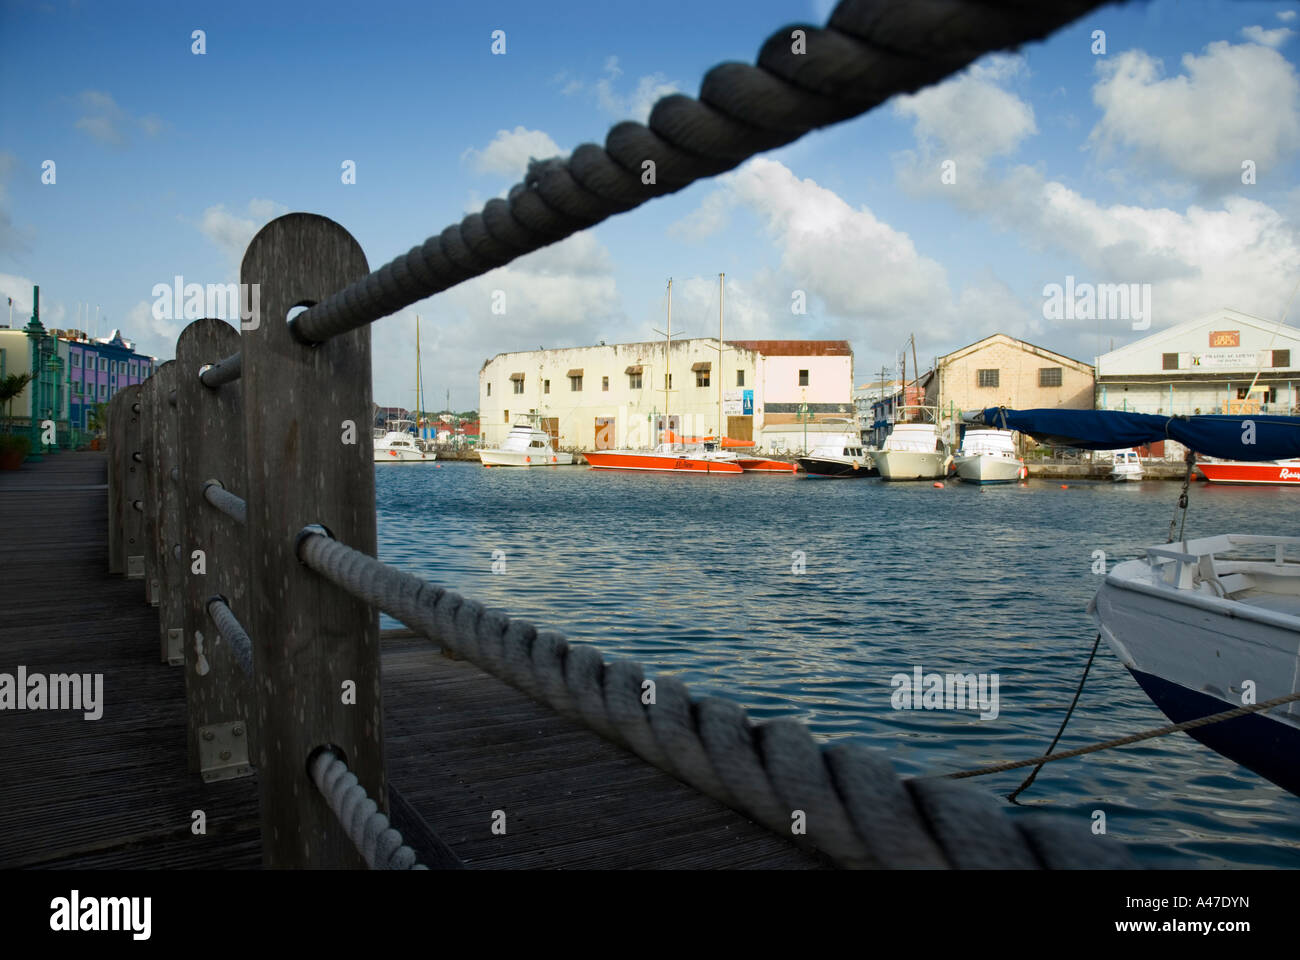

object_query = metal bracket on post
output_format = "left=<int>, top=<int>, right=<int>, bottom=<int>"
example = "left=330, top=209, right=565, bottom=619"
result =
left=166, top=628, right=184, bottom=666
left=241, top=214, right=383, bottom=868
left=126, top=555, right=145, bottom=579
left=198, top=721, right=252, bottom=782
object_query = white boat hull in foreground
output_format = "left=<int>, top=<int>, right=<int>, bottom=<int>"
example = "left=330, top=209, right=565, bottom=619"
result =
left=1090, top=535, right=1300, bottom=796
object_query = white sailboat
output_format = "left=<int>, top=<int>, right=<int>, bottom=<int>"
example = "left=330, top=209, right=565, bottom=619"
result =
left=374, top=315, right=436, bottom=463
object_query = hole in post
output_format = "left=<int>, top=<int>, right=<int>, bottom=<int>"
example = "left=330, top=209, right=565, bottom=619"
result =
left=306, top=743, right=348, bottom=782
left=286, top=302, right=318, bottom=346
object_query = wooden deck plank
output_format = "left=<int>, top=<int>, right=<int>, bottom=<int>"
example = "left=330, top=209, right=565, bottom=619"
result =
left=0, top=453, right=824, bottom=870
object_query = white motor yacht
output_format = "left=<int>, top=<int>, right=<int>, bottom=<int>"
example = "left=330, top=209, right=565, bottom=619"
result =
left=374, top=420, right=436, bottom=463
left=954, top=429, right=1023, bottom=484
left=873, top=422, right=951, bottom=481
left=478, top=419, right=573, bottom=467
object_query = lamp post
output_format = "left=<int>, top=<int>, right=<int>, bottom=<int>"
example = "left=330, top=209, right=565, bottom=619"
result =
left=23, top=285, right=45, bottom=462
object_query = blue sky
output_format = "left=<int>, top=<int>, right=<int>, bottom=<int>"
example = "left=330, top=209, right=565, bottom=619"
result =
left=2, top=0, right=1298, bottom=410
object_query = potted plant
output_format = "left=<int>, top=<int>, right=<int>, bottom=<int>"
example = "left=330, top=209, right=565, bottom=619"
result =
left=86, top=401, right=108, bottom=450
left=0, top=432, right=30, bottom=470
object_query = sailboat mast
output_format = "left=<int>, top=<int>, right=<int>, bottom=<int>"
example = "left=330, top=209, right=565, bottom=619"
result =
left=665, top=278, right=672, bottom=444
left=718, top=273, right=724, bottom=442
left=415, top=314, right=422, bottom=437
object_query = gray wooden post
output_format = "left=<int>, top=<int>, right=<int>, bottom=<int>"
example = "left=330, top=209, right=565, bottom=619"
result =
left=153, top=361, right=184, bottom=664
left=175, top=319, right=254, bottom=779
left=106, top=390, right=126, bottom=575
left=119, top=384, right=146, bottom=581
left=138, top=374, right=159, bottom=605
left=241, top=213, right=383, bottom=868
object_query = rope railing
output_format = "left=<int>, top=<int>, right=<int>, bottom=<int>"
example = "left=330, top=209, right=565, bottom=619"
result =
left=204, top=0, right=1114, bottom=377
left=295, top=526, right=1134, bottom=869
left=205, top=596, right=254, bottom=678
left=201, top=481, right=247, bottom=525
left=309, top=749, right=426, bottom=870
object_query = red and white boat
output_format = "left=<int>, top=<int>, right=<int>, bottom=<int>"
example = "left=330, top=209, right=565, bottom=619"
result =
left=584, top=442, right=743, bottom=474
left=1197, top=459, right=1300, bottom=485
left=663, top=431, right=796, bottom=474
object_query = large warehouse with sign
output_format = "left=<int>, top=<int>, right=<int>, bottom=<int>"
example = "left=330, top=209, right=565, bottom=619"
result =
left=1095, top=308, right=1300, bottom=417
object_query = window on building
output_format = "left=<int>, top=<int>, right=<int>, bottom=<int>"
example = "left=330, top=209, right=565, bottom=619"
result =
left=98, top=357, right=107, bottom=371
left=629, top=373, right=642, bottom=389
left=602, top=376, right=609, bottom=391
left=570, top=375, right=583, bottom=391
left=71, top=353, right=80, bottom=367
left=99, top=384, right=107, bottom=399
left=977, top=369, right=999, bottom=388
left=798, top=369, right=809, bottom=386
left=130, top=361, right=138, bottom=377
left=543, top=379, right=550, bottom=394
left=512, top=378, right=524, bottom=394
left=504, top=409, right=509, bottom=422
left=696, top=370, right=709, bottom=388
left=736, top=370, right=744, bottom=387
left=664, top=373, right=672, bottom=389
left=1039, top=367, right=1063, bottom=387
left=1162, top=353, right=1179, bottom=370
left=486, top=383, right=491, bottom=397
left=1274, top=349, right=1291, bottom=368
left=73, top=381, right=81, bottom=395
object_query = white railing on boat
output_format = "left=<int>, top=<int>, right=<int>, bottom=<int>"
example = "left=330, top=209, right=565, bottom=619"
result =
left=1144, top=535, right=1300, bottom=591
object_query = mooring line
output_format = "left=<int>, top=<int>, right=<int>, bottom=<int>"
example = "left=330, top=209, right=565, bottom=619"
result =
left=1006, top=632, right=1103, bottom=803
left=935, top=689, right=1300, bottom=781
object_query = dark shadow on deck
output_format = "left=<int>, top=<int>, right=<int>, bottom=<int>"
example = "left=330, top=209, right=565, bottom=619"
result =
left=0, top=453, right=823, bottom=869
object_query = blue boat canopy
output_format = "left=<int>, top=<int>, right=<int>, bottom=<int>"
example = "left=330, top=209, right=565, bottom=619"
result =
left=968, top=407, right=1300, bottom=461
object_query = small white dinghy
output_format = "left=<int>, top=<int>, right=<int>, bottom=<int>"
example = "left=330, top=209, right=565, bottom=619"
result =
left=1109, top=448, right=1144, bottom=482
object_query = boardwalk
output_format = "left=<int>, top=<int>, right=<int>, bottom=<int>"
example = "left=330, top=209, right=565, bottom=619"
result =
left=0, top=453, right=823, bottom=869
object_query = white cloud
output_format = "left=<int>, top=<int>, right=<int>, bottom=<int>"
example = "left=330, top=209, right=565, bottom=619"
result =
left=1242, top=24, right=1294, bottom=48
left=72, top=90, right=162, bottom=146
left=594, top=56, right=679, bottom=123
left=1088, top=42, right=1300, bottom=188
left=462, top=126, right=565, bottom=179
left=197, top=198, right=288, bottom=265
left=369, top=231, right=626, bottom=409
left=1280, top=10, right=1298, bottom=23
left=0, top=272, right=37, bottom=321
left=893, top=55, right=1036, bottom=171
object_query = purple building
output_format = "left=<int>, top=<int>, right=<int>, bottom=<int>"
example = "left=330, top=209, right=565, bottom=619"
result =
left=61, top=329, right=157, bottom=431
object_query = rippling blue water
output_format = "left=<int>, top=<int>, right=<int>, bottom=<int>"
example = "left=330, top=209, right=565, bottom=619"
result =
left=376, top=462, right=1300, bottom=869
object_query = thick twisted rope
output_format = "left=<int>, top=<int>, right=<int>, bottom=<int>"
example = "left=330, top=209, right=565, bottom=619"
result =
left=297, top=529, right=1134, bottom=869
left=309, top=749, right=427, bottom=870
left=205, top=596, right=254, bottom=678
left=201, top=481, right=247, bottom=525
left=205, top=0, right=1113, bottom=377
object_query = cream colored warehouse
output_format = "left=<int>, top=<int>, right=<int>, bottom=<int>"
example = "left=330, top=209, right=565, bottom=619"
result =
left=478, top=338, right=855, bottom=453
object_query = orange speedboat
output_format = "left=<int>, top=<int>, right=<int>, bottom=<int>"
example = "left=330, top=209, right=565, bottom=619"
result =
left=584, top=442, right=742, bottom=474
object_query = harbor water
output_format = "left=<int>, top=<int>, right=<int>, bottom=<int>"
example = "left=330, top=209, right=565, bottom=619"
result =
left=377, top=463, right=1300, bottom=869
